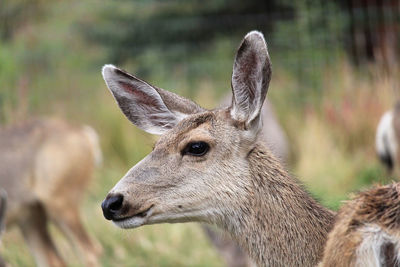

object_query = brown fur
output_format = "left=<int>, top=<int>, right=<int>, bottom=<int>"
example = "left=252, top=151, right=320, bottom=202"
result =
left=204, top=96, right=290, bottom=267
left=0, top=118, right=101, bottom=267
left=241, top=144, right=334, bottom=266
left=320, top=183, right=400, bottom=266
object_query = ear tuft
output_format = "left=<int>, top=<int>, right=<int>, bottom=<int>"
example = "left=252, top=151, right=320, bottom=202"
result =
left=102, top=64, right=117, bottom=80
left=236, top=31, right=268, bottom=60
left=244, top=30, right=265, bottom=41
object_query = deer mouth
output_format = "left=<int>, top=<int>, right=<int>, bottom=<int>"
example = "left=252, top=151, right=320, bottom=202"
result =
left=112, top=205, right=154, bottom=229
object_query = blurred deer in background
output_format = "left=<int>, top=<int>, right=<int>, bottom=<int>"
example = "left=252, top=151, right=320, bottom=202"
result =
left=320, top=182, right=400, bottom=266
left=101, top=31, right=335, bottom=266
left=0, top=118, right=102, bottom=267
left=376, top=101, right=400, bottom=175
left=0, top=190, right=7, bottom=267
left=203, top=97, right=289, bottom=267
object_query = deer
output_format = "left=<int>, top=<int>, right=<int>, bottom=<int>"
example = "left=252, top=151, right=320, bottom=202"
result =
left=0, top=118, right=102, bottom=267
left=0, top=190, right=7, bottom=267
left=203, top=96, right=290, bottom=267
left=320, top=182, right=400, bottom=266
left=376, top=101, right=400, bottom=175
left=100, top=31, right=335, bottom=266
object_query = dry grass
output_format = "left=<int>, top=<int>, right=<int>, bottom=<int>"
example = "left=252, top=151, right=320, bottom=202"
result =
left=284, top=60, right=399, bottom=209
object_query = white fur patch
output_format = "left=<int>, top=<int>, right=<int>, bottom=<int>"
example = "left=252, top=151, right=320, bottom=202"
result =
left=355, top=224, right=400, bottom=267
left=376, top=111, right=398, bottom=163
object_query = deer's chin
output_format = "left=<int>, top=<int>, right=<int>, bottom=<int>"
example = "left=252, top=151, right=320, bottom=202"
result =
left=113, top=206, right=207, bottom=229
left=112, top=216, right=146, bottom=229
left=112, top=205, right=154, bottom=229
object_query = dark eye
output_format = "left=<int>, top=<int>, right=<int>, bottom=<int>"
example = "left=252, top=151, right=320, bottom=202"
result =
left=182, top=141, right=209, bottom=157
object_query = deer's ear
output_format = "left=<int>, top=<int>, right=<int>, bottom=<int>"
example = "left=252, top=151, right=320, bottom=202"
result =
left=230, top=31, right=271, bottom=132
left=102, top=65, right=203, bottom=135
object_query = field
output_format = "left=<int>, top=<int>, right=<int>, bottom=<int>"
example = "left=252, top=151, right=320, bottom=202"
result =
left=0, top=1, right=399, bottom=266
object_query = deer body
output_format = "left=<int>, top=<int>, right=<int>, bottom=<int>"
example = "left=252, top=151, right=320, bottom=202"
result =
left=101, top=31, right=334, bottom=266
left=320, top=183, right=400, bottom=267
left=0, top=190, right=7, bottom=267
left=0, top=118, right=102, bottom=267
left=376, top=101, right=400, bottom=174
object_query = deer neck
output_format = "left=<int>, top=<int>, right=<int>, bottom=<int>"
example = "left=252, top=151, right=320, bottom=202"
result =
left=218, top=144, right=335, bottom=267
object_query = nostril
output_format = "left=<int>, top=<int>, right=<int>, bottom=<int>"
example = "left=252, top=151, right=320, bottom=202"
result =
left=109, top=194, right=123, bottom=211
left=102, top=194, right=124, bottom=220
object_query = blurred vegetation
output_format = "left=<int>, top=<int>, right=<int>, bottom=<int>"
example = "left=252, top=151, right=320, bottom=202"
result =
left=0, top=0, right=399, bottom=266
left=81, top=0, right=292, bottom=62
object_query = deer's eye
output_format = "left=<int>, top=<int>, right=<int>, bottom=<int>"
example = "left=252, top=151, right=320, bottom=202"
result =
left=182, top=141, right=209, bottom=157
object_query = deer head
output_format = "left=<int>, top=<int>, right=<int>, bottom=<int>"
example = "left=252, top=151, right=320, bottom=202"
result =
left=101, top=31, right=271, bottom=230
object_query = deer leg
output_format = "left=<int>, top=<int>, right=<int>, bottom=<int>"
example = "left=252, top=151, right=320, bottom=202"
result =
left=19, top=202, right=65, bottom=267
left=47, top=205, right=101, bottom=267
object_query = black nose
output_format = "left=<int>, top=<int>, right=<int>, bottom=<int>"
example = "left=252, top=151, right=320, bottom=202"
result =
left=101, top=194, right=124, bottom=220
